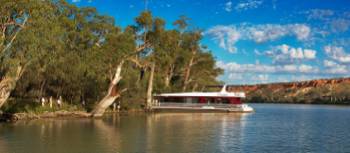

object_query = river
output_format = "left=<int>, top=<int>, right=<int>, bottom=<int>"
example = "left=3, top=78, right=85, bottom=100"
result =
left=1, top=104, right=350, bottom=153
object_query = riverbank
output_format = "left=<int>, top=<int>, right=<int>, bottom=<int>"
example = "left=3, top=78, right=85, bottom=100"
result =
left=0, top=111, right=91, bottom=122
left=0, top=108, right=146, bottom=122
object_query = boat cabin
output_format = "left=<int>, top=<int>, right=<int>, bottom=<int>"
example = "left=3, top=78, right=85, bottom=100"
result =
left=155, top=95, right=243, bottom=105
left=151, top=85, right=253, bottom=112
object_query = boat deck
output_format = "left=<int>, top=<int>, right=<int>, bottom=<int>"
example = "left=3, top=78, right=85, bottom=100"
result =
left=151, top=103, right=253, bottom=113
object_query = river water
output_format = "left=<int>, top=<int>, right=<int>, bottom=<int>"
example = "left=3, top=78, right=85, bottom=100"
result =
left=1, top=104, right=350, bottom=153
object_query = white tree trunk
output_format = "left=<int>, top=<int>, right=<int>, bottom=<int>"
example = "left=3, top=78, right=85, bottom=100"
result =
left=183, top=52, right=195, bottom=91
left=0, top=79, right=14, bottom=108
left=164, top=64, right=174, bottom=88
left=146, top=63, right=155, bottom=110
left=0, top=16, right=28, bottom=108
left=0, top=66, right=23, bottom=108
left=191, top=83, right=198, bottom=92
left=91, top=61, right=124, bottom=117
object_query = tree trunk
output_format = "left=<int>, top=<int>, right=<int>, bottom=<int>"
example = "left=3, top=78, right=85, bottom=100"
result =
left=0, top=66, right=24, bottom=108
left=146, top=62, right=155, bottom=110
left=39, top=79, right=46, bottom=100
left=90, top=43, right=148, bottom=117
left=182, top=51, right=196, bottom=91
left=90, top=61, right=124, bottom=117
left=0, top=16, right=28, bottom=108
left=164, top=64, right=174, bottom=88
left=192, top=83, right=198, bottom=92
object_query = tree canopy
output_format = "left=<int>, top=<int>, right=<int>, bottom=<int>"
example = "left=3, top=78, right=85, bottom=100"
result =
left=0, top=0, right=223, bottom=112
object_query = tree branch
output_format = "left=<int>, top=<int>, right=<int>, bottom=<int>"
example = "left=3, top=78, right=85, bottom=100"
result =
left=120, top=88, right=128, bottom=93
left=122, top=42, right=151, bottom=59
left=128, top=57, right=150, bottom=68
left=1, top=16, right=28, bottom=54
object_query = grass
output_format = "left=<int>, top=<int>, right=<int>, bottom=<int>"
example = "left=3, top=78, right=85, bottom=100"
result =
left=1, top=97, right=145, bottom=115
left=2, top=98, right=86, bottom=114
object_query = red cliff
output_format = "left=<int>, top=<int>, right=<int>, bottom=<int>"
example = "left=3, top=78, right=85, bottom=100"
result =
left=225, top=77, right=350, bottom=104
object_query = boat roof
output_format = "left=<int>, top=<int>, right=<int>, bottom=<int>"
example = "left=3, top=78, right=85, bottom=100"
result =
left=154, top=85, right=245, bottom=98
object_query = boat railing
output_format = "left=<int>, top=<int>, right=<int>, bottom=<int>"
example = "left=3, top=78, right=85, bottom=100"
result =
left=153, top=102, right=243, bottom=108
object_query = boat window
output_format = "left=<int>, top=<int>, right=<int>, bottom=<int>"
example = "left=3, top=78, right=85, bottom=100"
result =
left=222, top=98, right=229, bottom=104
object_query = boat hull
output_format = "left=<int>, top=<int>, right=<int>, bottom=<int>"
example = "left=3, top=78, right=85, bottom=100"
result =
left=151, top=105, right=254, bottom=113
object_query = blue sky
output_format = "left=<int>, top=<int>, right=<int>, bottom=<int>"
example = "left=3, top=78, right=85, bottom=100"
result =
left=71, top=0, right=350, bottom=84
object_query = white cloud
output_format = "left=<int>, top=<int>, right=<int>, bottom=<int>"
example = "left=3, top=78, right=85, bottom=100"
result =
left=307, top=9, right=334, bottom=20
left=290, top=48, right=303, bottom=59
left=291, top=24, right=311, bottom=40
left=299, top=64, right=313, bottom=73
left=246, top=24, right=310, bottom=42
left=283, top=64, right=298, bottom=72
left=205, top=24, right=311, bottom=53
left=324, top=45, right=350, bottom=63
left=305, top=9, right=350, bottom=34
left=217, top=60, right=350, bottom=84
left=226, top=72, right=273, bottom=84
left=228, top=73, right=244, bottom=80
left=322, top=60, right=348, bottom=74
left=326, top=65, right=348, bottom=74
left=72, top=0, right=92, bottom=3
left=226, top=73, right=271, bottom=84
left=235, top=0, right=263, bottom=11
left=247, top=24, right=288, bottom=43
left=308, top=10, right=350, bottom=54
left=205, top=25, right=240, bottom=53
left=331, top=19, right=350, bottom=32
left=323, top=60, right=337, bottom=67
left=254, top=74, right=269, bottom=82
left=225, top=1, right=233, bottom=12
left=263, top=44, right=316, bottom=64
left=304, top=49, right=317, bottom=59
left=218, top=59, right=350, bottom=84
left=216, top=61, right=319, bottom=74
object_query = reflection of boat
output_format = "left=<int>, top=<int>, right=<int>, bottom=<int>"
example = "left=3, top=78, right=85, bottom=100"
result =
left=152, top=85, right=254, bottom=113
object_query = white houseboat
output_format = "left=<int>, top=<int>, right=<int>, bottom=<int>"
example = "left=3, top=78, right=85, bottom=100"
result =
left=152, top=85, right=253, bottom=112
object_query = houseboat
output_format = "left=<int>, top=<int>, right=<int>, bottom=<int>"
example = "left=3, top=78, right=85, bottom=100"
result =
left=151, top=85, right=253, bottom=112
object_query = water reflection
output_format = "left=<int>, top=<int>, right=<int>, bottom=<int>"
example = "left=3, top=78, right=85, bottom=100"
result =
left=0, top=138, right=9, bottom=153
left=0, top=113, right=247, bottom=153
left=127, top=113, right=247, bottom=153
left=2, top=104, right=350, bottom=153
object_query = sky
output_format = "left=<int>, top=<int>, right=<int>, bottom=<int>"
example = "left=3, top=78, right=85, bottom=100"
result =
left=70, top=0, right=350, bottom=85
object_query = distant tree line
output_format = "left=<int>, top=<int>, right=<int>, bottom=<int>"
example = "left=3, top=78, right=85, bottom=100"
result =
left=0, top=0, right=223, bottom=115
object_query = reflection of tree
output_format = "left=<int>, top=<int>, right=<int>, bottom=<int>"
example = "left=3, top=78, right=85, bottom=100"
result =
left=0, top=138, right=9, bottom=153
left=92, top=116, right=121, bottom=152
left=0, top=119, right=120, bottom=153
